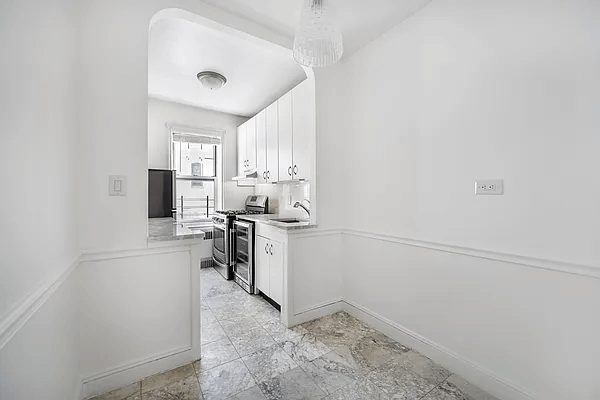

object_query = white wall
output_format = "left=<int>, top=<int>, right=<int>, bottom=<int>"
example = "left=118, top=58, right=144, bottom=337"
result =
left=148, top=97, right=245, bottom=179
left=340, top=0, right=600, bottom=266
left=0, top=0, right=80, bottom=398
left=0, top=0, right=79, bottom=326
left=77, top=1, right=292, bottom=253
left=0, top=273, right=80, bottom=400
left=327, top=1, right=600, bottom=399
left=148, top=97, right=253, bottom=210
left=78, top=250, right=194, bottom=398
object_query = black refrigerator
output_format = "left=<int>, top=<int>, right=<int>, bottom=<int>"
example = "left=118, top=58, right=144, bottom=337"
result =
left=148, top=169, right=176, bottom=218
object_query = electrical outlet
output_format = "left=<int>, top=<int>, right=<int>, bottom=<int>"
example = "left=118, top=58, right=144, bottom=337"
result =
left=475, top=180, right=504, bottom=195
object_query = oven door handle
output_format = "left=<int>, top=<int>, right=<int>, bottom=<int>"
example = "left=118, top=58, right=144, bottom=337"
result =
left=229, top=229, right=237, bottom=263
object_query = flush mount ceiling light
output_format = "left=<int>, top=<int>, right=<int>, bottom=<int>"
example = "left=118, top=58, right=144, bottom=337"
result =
left=196, top=71, right=227, bottom=91
left=293, top=0, right=343, bottom=68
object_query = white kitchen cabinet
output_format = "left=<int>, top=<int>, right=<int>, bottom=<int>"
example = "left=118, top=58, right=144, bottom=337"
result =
left=237, top=117, right=257, bottom=175
left=269, top=240, right=283, bottom=305
left=246, top=116, right=257, bottom=173
left=237, top=123, right=247, bottom=176
left=237, top=79, right=313, bottom=183
left=256, top=110, right=267, bottom=183
left=266, top=102, right=279, bottom=183
left=278, top=91, right=293, bottom=180
left=255, top=235, right=283, bottom=305
left=291, top=79, right=314, bottom=181
left=256, top=235, right=270, bottom=294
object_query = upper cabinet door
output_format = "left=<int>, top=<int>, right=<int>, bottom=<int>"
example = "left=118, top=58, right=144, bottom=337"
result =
left=292, top=79, right=314, bottom=181
left=278, top=91, right=293, bottom=180
left=246, top=117, right=257, bottom=173
left=237, top=123, right=247, bottom=176
left=256, top=110, right=267, bottom=183
left=265, top=102, right=279, bottom=183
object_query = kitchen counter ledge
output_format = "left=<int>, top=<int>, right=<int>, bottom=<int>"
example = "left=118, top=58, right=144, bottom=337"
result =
left=236, top=214, right=318, bottom=231
left=148, top=217, right=210, bottom=242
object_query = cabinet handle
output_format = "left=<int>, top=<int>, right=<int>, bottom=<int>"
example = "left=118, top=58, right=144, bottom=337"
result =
left=269, top=244, right=273, bottom=255
left=263, top=171, right=267, bottom=180
left=293, top=165, right=298, bottom=175
left=266, top=171, right=270, bottom=180
left=288, top=166, right=292, bottom=176
left=265, top=244, right=269, bottom=254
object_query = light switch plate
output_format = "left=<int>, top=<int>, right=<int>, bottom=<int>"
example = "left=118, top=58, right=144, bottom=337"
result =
left=109, top=175, right=127, bottom=196
left=475, top=180, right=504, bottom=195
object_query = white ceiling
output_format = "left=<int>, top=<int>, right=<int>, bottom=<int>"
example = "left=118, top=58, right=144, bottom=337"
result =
left=200, top=0, right=433, bottom=56
left=148, top=0, right=432, bottom=117
left=148, top=18, right=307, bottom=117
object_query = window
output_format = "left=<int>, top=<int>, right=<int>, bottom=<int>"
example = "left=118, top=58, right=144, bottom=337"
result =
left=171, top=131, right=223, bottom=219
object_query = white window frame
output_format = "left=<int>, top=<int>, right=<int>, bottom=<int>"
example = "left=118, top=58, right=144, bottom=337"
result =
left=167, top=124, right=226, bottom=213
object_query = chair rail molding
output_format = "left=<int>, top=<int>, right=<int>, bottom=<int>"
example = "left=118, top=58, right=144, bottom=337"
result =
left=0, top=253, right=81, bottom=351
left=342, top=229, right=600, bottom=280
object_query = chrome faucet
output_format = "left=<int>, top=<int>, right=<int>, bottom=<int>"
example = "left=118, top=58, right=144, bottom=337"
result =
left=293, top=201, right=310, bottom=217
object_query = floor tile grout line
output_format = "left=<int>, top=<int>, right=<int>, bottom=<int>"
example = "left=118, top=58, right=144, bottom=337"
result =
left=418, top=375, right=452, bottom=399
left=190, top=360, right=206, bottom=400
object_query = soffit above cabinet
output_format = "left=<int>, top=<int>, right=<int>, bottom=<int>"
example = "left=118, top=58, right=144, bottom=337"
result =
left=148, top=17, right=307, bottom=117
left=199, top=0, right=433, bottom=57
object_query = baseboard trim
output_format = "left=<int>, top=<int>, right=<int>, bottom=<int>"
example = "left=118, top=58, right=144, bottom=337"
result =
left=0, top=254, right=81, bottom=351
left=80, top=346, right=193, bottom=400
left=290, top=299, right=344, bottom=326
left=342, top=299, right=539, bottom=400
left=343, top=229, right=600, bottom=280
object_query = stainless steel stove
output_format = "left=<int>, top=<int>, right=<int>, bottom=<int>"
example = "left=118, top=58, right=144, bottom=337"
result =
left=212, top=195, right=268, bottom=293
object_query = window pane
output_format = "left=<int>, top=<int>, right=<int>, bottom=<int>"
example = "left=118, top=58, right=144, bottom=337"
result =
left=176, top=142, right=215, bottom=177
left=175, top=179, right=215, bottom=218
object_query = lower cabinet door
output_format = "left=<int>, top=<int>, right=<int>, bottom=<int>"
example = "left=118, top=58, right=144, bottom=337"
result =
left=256, top=236, right=270, bottom=295
left=269, top=240, right=283, bottom=305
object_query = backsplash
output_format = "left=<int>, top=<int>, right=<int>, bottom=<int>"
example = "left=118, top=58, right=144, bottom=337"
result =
left=255, top=182, right=310, bottom=217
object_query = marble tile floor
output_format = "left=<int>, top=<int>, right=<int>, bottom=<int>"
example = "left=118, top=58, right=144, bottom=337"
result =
left=91, top=267, right=499, bottom=400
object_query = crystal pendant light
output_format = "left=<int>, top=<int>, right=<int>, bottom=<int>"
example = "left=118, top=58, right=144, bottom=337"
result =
left=293, top=0, right=343, bottom=68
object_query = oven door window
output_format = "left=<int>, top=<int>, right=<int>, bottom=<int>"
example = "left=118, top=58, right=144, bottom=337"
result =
left=234, top=223, right=251, bottom=283
left=213, top=224, right=227, bottom=263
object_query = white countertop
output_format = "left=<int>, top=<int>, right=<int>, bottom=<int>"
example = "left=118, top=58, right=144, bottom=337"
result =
left=147, top=218, right=210, bottom=242
left=236, top=214, right=318, bottom=230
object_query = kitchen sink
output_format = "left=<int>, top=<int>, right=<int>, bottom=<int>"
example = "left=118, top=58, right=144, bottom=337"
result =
left=272, top=218, right=303, bottom=224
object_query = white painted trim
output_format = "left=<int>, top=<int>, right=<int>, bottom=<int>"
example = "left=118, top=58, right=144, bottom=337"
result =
left=80, top=245, right=192, bottom=263
left=342, top=299, right=540, bottom=400
left=294, top=298, right=344, bottom=316
left=0, top=254, right=81, bottom=351
left=147, top=237, right=207, bottom=249
left=166, top=123, right=226, bottom=138
left=343, top=229, right=600, bottom=279
left=80, top=346, right=193, bottom=400
left=288, top=299, right=344, bottom=326
left=287, top=228, right=344, bottom=239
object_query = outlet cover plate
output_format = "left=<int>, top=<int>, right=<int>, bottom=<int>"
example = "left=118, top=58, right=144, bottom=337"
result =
left=475, top=180, right=504, bottom=195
